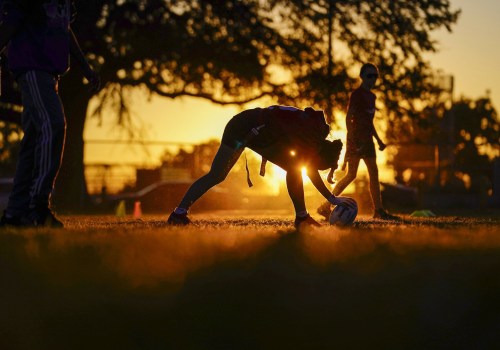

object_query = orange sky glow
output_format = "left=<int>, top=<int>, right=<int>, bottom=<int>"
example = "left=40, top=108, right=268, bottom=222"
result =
left=83, top=0, right=500, bottom=194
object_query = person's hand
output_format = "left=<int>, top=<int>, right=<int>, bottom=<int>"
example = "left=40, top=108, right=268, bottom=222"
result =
left=326, top=168, right=335, bottom=184
left=85, top=69, right=101, bottom=93
left=328, top=195, right=357, bottom=209
left=378, top=140, right=386, bottom=151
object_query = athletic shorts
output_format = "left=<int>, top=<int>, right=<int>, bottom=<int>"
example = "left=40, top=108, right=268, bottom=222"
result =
left=221, top=108, right=266, bottom=150
left=345, top=140, right=376, bottom=160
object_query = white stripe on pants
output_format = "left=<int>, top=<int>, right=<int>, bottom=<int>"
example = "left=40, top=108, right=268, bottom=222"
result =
left=26, top=71, right=53, bottom=197
left=6, top=70, right=66, bottom=215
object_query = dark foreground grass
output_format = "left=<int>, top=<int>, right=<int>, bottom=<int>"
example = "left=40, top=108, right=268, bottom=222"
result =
left=1, top=212, right=500, bottom=350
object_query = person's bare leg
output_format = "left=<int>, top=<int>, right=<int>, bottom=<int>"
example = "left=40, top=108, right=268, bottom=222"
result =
left=286, top=169, right=306, bottom=214
left=287, top=169, right=320, bottom=228
left=332, top=157, right=361, bottom=196
left=364, top=157, right=382, bottom=210
left=364, top=157, right=399, bottom=219
left=178, top=144, right=242, bottom=209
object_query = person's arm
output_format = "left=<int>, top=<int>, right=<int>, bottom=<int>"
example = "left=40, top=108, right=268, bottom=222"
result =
left=308, top=169, right=333, bottom=199
left=369, top=116, right=387, bottom=150
left=372, top=125, right=386, bottom=150
left=69, top=28, right=100, bottom=92
left=307, top=169, right=357, bottom=208
left=345, top=100, right=357, bottom=134
left=368, top=95, right=386, bottom=151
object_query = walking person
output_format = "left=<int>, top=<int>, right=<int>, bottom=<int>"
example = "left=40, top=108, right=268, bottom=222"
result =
left=167, top=105, right=356, bottom=229
left=317, top=63, right=398, bottom=220
left=0, top=0, right=100, bottom=227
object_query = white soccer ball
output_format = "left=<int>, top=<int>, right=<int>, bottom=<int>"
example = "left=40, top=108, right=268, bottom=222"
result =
left=329, top=201, right=358, bottom=226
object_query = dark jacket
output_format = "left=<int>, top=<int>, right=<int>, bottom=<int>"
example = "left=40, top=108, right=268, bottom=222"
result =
left=3, top=0, right=76, bottom=76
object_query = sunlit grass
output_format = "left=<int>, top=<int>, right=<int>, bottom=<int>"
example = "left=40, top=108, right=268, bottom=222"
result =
left=2, top=213, right=498, bottom=287
left=1, top=212, right=499, bottom=349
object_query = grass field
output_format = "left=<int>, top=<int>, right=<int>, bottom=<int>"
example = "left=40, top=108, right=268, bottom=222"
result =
left=1, top=211, right=500, bottom=350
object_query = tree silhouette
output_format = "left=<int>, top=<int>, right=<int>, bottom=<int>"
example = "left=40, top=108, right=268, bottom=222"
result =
left=265, top=0, right=461, bottom=124
left=453, top=97, right=499, bottom=179
left=1, top=0, right=460, bottom=211
left=390, top=96, right=499, bottom=190
left=57, top=0, right=304, bottom=210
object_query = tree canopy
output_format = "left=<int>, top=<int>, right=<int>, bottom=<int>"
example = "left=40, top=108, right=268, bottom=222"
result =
left=452, top=97, right=499, bottom=175
left=389, top=95, right=499, bottom=190
left=265, top=0, right=460, bottom=121
left=85, top=0, right=461, bottom=125
left=1, top=0, right=464, bottom=210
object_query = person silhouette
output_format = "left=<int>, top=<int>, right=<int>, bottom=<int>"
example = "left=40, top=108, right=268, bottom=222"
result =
left=167, top=105, right=356, bottom=229
left=0, top=0, right=100, bottom=227
left=317, top=63, right=399, bottom=220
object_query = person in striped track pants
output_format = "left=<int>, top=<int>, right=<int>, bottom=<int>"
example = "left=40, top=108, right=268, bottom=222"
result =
left=0, top=0, right=100, bottom=227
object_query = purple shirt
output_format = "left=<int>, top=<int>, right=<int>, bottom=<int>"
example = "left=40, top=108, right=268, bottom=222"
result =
left=4, top=0, right=75, bottom=76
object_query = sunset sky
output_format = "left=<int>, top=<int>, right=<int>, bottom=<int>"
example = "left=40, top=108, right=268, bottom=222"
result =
left=83, top=0, right=500, bottom=188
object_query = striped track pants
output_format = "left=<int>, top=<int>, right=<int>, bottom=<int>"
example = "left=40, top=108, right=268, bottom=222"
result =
left=6, top=70, right=66, bottom=216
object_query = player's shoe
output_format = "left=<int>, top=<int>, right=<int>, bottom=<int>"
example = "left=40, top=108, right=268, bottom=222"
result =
left=0, top=211, right=25, bottom=227
left=167, top=211, right=191, bottom=226
left=29, top=208, right=64, bottom=228
left=317, top=201, right=332, bottom=220
left=294, top=214, right=321, bottom=229
left=373, top=208, right=400, bottom=220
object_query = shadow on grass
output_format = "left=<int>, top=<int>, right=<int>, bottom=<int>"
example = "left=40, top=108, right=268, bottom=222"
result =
left=1, top=219, right=500, bottom=349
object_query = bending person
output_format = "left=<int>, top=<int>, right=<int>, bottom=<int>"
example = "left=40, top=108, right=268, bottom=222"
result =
left=167, top=105, right=356, bottom=228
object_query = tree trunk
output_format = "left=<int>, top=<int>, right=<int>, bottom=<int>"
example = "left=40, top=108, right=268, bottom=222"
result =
left=52, top=67, right=92, bottom=213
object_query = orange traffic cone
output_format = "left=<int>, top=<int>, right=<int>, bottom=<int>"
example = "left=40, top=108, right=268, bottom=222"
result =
left=133, top=200, right=142, bottom=219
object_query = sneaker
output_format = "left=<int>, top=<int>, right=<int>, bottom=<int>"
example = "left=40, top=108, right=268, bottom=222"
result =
left=373, top=208, right=400, bottom=220
left=167, top=211, right=191, bottom=226
left=294, top=214, right=321, bottom=229
left=317, top=201, right=332, bottom=220
left=0, top=211, right=25, bottom=227
left=29, top=208, right=64, bottom=228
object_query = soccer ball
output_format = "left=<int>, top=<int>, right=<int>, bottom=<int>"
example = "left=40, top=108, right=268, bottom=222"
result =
left=329, top=201, right=358, bottom=226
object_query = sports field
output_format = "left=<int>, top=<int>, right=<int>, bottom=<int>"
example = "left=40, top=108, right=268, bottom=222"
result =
left=1, top=211, right=500, bottom=349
